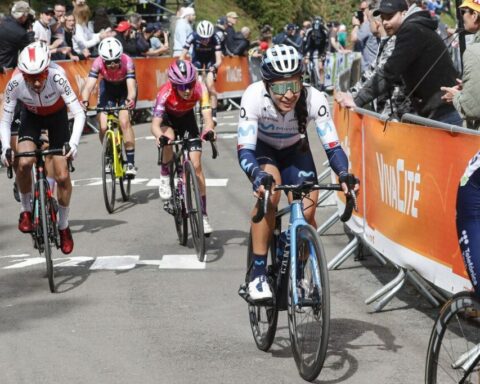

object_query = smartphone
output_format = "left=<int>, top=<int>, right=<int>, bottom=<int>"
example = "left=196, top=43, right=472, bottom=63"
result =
left=354, top=10, right=364, bottom=24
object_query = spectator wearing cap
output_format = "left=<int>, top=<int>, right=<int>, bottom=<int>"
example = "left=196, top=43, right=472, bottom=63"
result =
left=33, top=7, right=69, bottom=57
left=441, top=0, right=480, bottom=129
left=115, top=20, right=138, bottom=57
left=0, top=1, right=35, bottom=72
left=173, top=7, right=195, bottom=57
left=341, top=0, right=462, bottom=125
left=73, top=3, right=111, bottom=58
left=224, top=11, right=239, bottom=54
left=215, top=16, right=229, bottom=55
left=272, top=23, right=303, bottom=52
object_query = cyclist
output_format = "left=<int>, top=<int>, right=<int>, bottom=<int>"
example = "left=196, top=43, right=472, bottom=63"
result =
left=151, top=59, right=216, bottom=234
left=81, top=37, right=137, bottom=177
left=180, top=20, right=222, bottom=124
left=0, top=41, right=85, bottom=255
left=238, top=45, right=359, bottom=301
left=303, top=16, right=329, bottom=91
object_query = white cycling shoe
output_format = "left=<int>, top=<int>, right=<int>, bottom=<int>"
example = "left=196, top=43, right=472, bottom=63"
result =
left=125, top=163, right=137, bottom=178
left=158, top=175, right=171, bottom=200
left=203, top=215, right=213, bottom=235
left=248, top=275, right=272, bottom=301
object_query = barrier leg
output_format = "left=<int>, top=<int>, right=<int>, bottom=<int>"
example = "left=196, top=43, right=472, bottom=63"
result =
left=86, top=118, right=99, bottom=133
left=328, top=237, right=359, bottom=270
left=227, top=98, right=241, bottom=109
left=405, top=270, right=440, bottom=308
left=365, top=244, right=388, bottom=266
left=317, top=189, right=334, bottom=207
left=373, top=276, right=406, bottom=312
left=317, top=212, right=339, bottom=235
left=365, top=268, right=405, bottom=305
left=317, top=167, right=331, bottom=183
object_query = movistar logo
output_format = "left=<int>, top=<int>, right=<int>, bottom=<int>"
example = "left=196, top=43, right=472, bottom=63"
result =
left=241, top=159, right=253, bottom=172
left=238, top=125, right=256, bottom=137
left=316, top=121, right=333, bottom=137
left=298, top=171, right=315, bottom=178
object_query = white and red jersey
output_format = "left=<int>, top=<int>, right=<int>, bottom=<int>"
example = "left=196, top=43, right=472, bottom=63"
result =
left=88, top=54, right=136, bottom=83
left=0, top=64, right=85, bottom=151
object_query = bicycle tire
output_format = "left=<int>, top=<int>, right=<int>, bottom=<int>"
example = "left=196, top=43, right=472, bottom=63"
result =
left=288, top=224, right=330, bottom=382
left=246, top=230, right=278, bottom=351
left=185, top=160, right=205, bottom=261
left=425, top=291, right=480, bottom=384
left=39, top=180, right=55, bottom=293
left=170, top=159, right=187, bottom=246
left=102, top=136, right=116, bottom=213
left=119, top=139, right=131, bottom=202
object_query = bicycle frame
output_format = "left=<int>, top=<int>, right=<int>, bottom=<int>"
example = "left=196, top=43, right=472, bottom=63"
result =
left=104, top=113, right=125, bottom=179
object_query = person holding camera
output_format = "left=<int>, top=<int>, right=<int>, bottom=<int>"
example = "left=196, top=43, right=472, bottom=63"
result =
left=351, top=0, right=379, bottom=71
left=115, top=21, right=139, bottom=57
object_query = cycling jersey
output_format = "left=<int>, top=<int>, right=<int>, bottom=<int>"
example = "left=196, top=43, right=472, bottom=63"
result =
left=153, top=81, right=210, bottom=118
left=0, top=64, right=85, bottom=151
left=183, top=32, right=221, bottom=68
left=460, top=151, right=480, bottom=188
left=88, top=53, right=136, bottom=83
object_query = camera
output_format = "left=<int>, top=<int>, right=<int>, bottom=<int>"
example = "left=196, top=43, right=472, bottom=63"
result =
left=354, top=10, right=364, bottom=24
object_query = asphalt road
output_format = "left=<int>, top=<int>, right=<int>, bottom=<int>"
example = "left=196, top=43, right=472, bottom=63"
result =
left=0, top=109, right=440, bottom=384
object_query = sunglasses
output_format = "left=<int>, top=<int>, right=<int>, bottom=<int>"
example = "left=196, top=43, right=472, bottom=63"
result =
left=105, top=59, right=121, bottom=66
left=23, top=71, right=48, bottom=82
left=270, top=80, right=302, bottom=96
left=175, top=82, right=196, bottom=92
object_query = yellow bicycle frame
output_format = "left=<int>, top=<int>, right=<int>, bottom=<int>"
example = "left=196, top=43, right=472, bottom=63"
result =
left=104, top=113, right=125, bottom=179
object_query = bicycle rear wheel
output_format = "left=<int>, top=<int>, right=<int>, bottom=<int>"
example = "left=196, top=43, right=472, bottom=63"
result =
left=102, top=136, right=116, bottom=213
left=170, top=161, right=188, bottom=246
left=288, top=224, right=330, bottom=382
left=39, top=180, right=55, bottom=293
left=119, top=139, right=131, bottom=202
left=246, top=231, right=278, bottom=351
left=185, top=160, right=205, bottom=261
left=425, top=291, right=480, bottom=383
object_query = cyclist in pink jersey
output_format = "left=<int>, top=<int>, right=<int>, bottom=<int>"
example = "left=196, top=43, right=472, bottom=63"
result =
left=151, top=60, right=215, bottom=234
left=81, top=37, right=138, bottom=177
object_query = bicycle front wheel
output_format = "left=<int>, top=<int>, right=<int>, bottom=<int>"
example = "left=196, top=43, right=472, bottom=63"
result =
left=39, top=180, right=55, bottom=293
left=119, top=139, right=131, bottom=202
left=425, top=291, right=480, bottom=384
left=102, top=136, right=116, bottom=213
left=185, top=161, right=205, bottom=261
left=288, top=224, right=330, bottom=382
left=246, top=230, right=278, bottom=351
left=170, top=161, right=187, bottom=246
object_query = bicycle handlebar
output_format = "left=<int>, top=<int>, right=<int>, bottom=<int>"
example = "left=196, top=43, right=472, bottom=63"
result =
left=87, top=106, right=130, bottom=113
left=203, top=130, right=218, bottom=159
left=252, top=174, right=274, bottom=224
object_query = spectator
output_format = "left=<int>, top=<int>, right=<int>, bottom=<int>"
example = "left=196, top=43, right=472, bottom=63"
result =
left=229, top=27, right=251, bottom=56
left=149, top=23, right=169, bottom=56
left=51, top=3, right=79, bottom=61
left=340, top=0, right=462, bottom=125
left=272, top=23, right=303, bottom=52
left=224, top=11, right=239, bottom=53
left=351, top=1, right=380, bottom=71
left=51, top=2, right=66, bottom=35
left=115, top=20, right=138, bottom=57
left=441, top=0, right=480, bottom=129
left=128, top=13, right=144, bottom=35
left=92, top=7, right=111, bottom=33
left=249, top=40, right=269, bottom=58
left=215, top=16, right=228, bottom=55
left=173, top=7, right=195, bottom=57
left=338, top=24, right=348, bottom=48
left=63, top=12, right=81, bottom=60
left=169, top=6, right=184, bottom=49
left=74, top=3, right=110, bottom=58
left=301, top=19, right=312, bottom=38
left=0, top=1, right=35, bottom=72
left=33, top=7, right=62, bottom=50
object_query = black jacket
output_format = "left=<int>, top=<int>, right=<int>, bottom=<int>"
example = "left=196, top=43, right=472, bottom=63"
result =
left=116, top=32, right=139, bottom=57
left=229, top=32, right=249, bottom=56
left=0, top=16, right=35, bottom=71
left=354, top=10, right=458, bottom=118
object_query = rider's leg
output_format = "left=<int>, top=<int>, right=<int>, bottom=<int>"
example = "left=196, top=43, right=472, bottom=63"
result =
left=157, top=125, right=174, bottom=200
left=16, top=140, right=36, bottom=212
left=98, top=112, right=108, bottom=143
left=52, top=155, right=72, bottom=230
left=206, top=73, right=218, bottom=122
left=119, top=109, right=135, bottom=166
left=189, top=150, right=206, bottom=213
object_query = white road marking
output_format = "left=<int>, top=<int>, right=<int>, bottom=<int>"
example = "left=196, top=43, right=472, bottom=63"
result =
left=55, top=256, right=95, bottom=267
left=135, top=135, right=156, bottom=141
left=4, top=257, right=45, bottom=269
left=217, top=123, right=238, bottom=127
left=90, top=255, right=140, bottom=270
left=158, top=254, right=205, bottom=269
left=146, top=178, right=228, bottom=187
left=217, top=133, right=237, bottom=139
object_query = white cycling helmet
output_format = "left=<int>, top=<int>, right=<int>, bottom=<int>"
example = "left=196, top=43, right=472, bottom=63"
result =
left=196, top=20, right=214, bottom=39
left=260, top=44, right=303, bottom=81
left=98, top=37, right=123, bottom=61
left=17, top=41, right=51, bottom=75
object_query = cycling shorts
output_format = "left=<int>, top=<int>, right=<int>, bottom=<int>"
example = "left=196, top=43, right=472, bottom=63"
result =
left=18, top=106, right=69, bottom=150
left=161, top=110, right=201, bottom=152
left=192, top=60, right=217, bottom=80
left=255, top=139, right=317, bottom=185
left=457, top=174, right=480, bottom=297
left=98, top=80, right=128, bottom=108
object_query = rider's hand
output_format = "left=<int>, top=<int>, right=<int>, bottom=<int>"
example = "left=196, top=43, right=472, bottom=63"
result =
left=201, top=128, right=216, bottom=141
left=339, top=173, right=360, bottom=195
left=1, top=147, right=13, bottom=167
left=81, top=100, right=89, bottom=111
left=156, top=134, right=174, bottom=147
left=253, top=171, right=273, bottom=197
left=125, top=98, right=135, bottom=110
left=208, top=66, right=216, bottom=73
left=65, top=142, right=78, bottom=159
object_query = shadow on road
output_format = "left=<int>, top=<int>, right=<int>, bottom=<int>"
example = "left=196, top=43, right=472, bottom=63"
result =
left=69, top=219, right=127, bottom=234
left=204, top=229, right=249, bottom=263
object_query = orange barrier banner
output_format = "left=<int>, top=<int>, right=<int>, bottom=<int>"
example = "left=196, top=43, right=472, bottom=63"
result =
left=0, top=56, right=251, bottom=106
left=333, top=101, right=480, bottom=293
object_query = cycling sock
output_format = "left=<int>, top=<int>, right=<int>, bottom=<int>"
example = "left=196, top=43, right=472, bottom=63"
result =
left=126, top=149, right=135, bottom=165
left=20, top=192, right=32, bottom=212
left=251, top=253, right=267, bottom=281
left=47, top=177, right=56, bottom=192
left=201, top=195, right=207, bottom=215
left=160, top=164, right=170, bottom=176
left=58, top=205, right=70, bottom=230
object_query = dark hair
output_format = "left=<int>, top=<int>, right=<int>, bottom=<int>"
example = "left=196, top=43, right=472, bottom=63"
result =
left=295, top=87, right=309, bottom=152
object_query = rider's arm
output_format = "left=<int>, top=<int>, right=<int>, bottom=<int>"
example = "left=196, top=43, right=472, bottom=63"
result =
left=81, top=76, right=97, bottom=104
left=199, top=82, right=214, bottom=131
left=309, top=88, right=348, bottom=176
left=179, top=32, right=194, bottom=60
left=0, top=77, right=20, bottom=151
left=151, top=86, right=168, bottom=143
left=214, top=50, right=222, bottom=69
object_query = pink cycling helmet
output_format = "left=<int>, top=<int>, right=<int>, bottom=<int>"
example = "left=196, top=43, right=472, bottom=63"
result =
left=168, top=60, right=196, bottom=85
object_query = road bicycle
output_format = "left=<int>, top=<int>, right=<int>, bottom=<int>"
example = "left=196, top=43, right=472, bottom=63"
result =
left=305, top=53, right=324, bottom=91
left=158, top=131, right=218, bottom=262
left=6, top=144, right=74, bottom=293
left=239, top=177, right=357, bottom=381
left=425, top=291, right=480, bottom=383
left=90, top=106, right=131, bottom=213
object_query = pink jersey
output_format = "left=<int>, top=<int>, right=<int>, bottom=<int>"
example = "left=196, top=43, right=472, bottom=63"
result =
left=153, top=81, right=210, bottom=118
left=88, top=53, right=135, bottom=83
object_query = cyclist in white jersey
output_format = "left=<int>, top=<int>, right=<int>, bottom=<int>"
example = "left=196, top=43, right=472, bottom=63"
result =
left=238, top=45, right=359, bottom=301
left=0, top=41, right=85, bottom=255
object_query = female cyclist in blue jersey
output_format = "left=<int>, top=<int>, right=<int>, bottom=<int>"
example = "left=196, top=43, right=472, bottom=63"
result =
left=237, top=44, right=359, bottom=301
